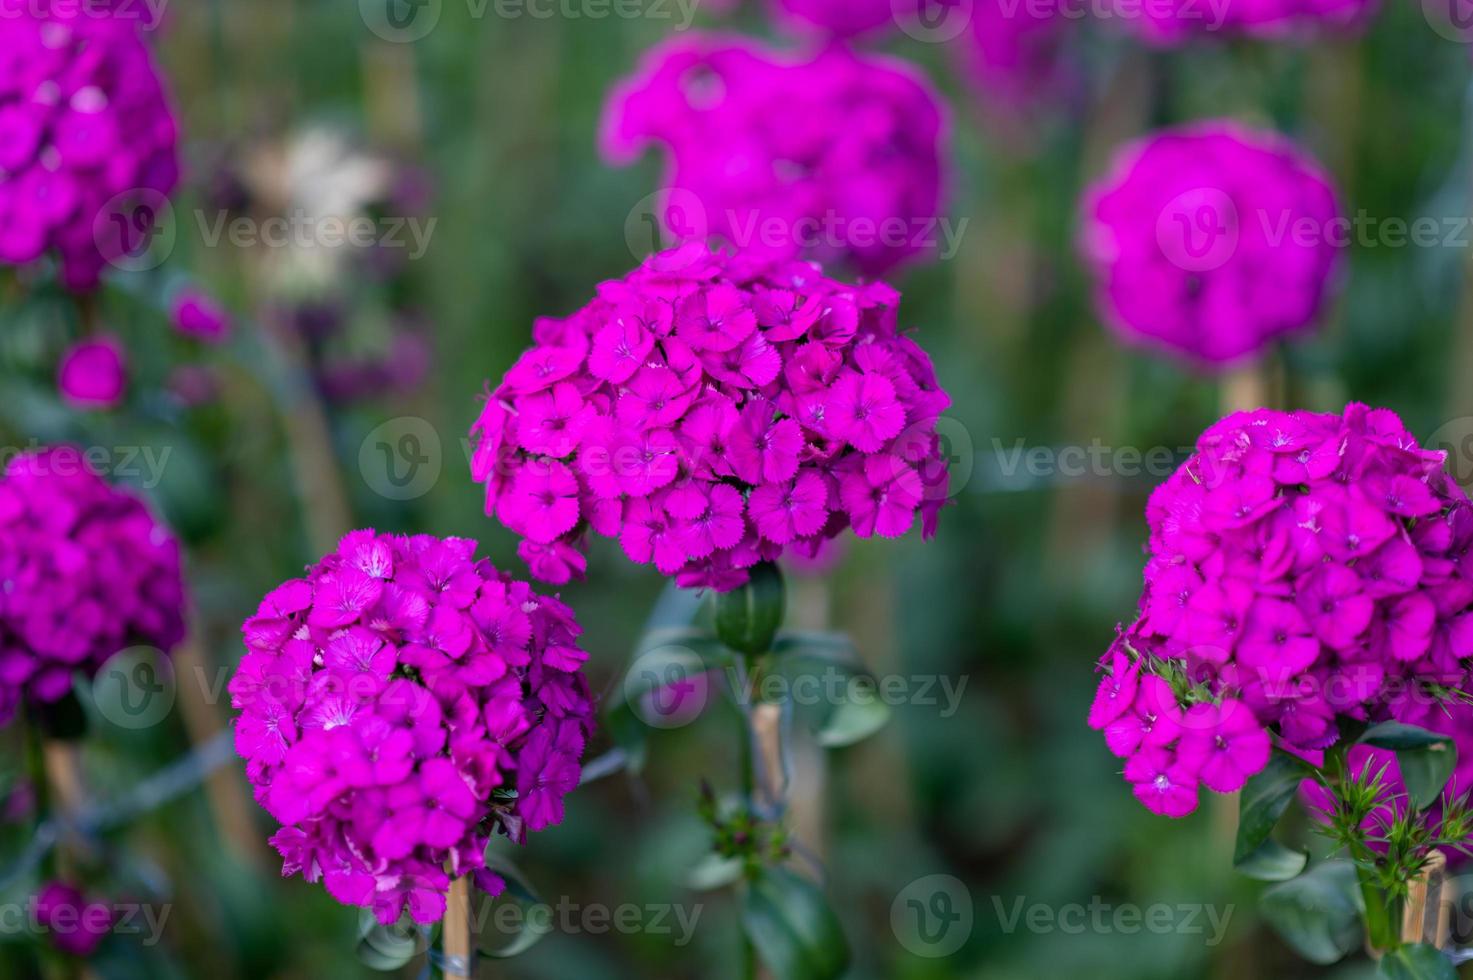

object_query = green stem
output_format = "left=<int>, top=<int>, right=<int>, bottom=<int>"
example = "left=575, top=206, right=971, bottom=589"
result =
left=1356, top=862, right=1402, bottom=954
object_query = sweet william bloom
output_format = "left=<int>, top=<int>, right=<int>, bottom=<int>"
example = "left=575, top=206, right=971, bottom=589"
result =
left=0, top=446, right=185, bottom=726
left=0, top=2, right=180, bottom=290
left=171, top=290, right=232, bottom=344
left=230, top=531, right=595, bottom=925
left=600, top=35, right=947, bottom=278
left=1080, top=122, right=1342, bottom=367
left=57, top=336, right=128, bottom=410
left=1090, top=405, right=1473, bottom=818
left=1104, top=0, right=1377, bottom=45
left=32, top=882, right=113, bottom=957
left=471, top=244, right=953, bottom=591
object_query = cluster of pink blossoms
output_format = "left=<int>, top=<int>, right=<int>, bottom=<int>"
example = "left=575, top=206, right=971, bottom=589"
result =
left=0, top=1, right=180, bottom=290
left=1105, top=0, right=1377, bottom=45
left=600, top=35, right=947, bottom=278
left=230, top=531, right=595, bottom=924
left=31, top=881, right=113, bottom=957
left=471, top=243, right=952, bottom=592
left=0, top=446, right=185, bottom=725
left=1080, top=122, right=1342, bottom=366
left=1089, top=405, right=1473, bottom=818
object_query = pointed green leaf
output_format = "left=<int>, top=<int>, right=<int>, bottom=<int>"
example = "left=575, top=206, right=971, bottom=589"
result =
left=1235, top=838, right=1309, bottom=882
left=816, top=695, right=891, bottom=748
left=1259, top=859, right=1362, bottom=965
left=1235, top=752, right=1309, bottom=877
left=1377, top=943, right=1457, bottom=980
left=1360, top=722, right=1450, bottom=750
left=741, top=869, right=850, bottom=980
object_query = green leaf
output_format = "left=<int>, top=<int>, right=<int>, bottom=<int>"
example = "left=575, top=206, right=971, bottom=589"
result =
left=1235, top=838, right=1308, bottom=882
left=686, top=853, right=744, bottom=891
left=480, top=850, right=551, bottom=960
left=1259, top=859, right=1362, bottom=965
left=1360, top=722, right=1450, bottom=750
left=1234, top=752, right=1308, bottom=877
left=816, top=694, right=891, bottom=748
left=355, top=918, right=423, bottom=972
left=1377, top=943, right=1457, bottom=980
left=716, top=561, right=786, bottom=657
left=741, top=869, right=850, bottom=980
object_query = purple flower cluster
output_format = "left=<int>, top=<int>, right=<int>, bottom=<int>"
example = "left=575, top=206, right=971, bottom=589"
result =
left=1107, top=0, right=1377, bottom=45
left=600, top=34, right=947, bottom=278
left=1089, top=405, right=1473, bottom=818
left=32, top=881, right=112, bottom=957
left=230, top=531, right=595, bottom=925
left=768, top=0, right=900, bottom=36
left=57, top=334, right=127, bottom=410
left=961, top=0, right=1071, bottom=112
left=471, top=244, right=952, bottom=592
left=0, top=446, right=185, bottom=725
left=0, top=1, right=180, bottom=290
left=1080, top=121, right=1342, bottom=366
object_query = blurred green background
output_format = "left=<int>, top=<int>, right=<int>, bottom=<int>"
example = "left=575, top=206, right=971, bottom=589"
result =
left=4, top=0, right=1473, bottom=977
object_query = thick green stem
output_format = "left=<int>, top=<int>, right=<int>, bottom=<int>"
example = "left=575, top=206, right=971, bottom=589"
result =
left=1356, top=863, right=1402, bottom=954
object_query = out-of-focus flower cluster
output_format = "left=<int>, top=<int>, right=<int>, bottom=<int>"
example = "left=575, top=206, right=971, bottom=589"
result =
left=1106, top=0, right=1378, bottom=45
left=600, top=35, right=947, bottom=278
left=0, top=0, right=179, bottom=290
left=1080, top=121, right=1341, bottom=366
left=1089, top=405, right=1473, bottom=817
left=31, top=881, right=113, bottom=957
left=0, top=446, right=185, bottom=725
left=472, top=244, right=951, bottom=592
left=230, top=531, right=595, bottom=924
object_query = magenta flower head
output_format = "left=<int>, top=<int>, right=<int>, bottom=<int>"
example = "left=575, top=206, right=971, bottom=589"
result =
left=1089, top=404, right=1473, bottom=819
left=57, top=335, right=128, bottom=410
left=0, top=1, right=180, bottom=291
left=1104, top=0, right=1377, bottom=45
left=170, top=289, right=232, bottom=344
left=32, top=881, right=113, bottom=957
left=600, top=34, right=947, bottom=278
left=960, top=0, right=1072, bottom=112
left=471, top=243, right=952, bottom=592
left=768, top=0, right=899, bottom=36
left=230, top=531, right=596, bottom=925
left=0, top=446, right=185, bottom=726
left=1080, top=121, right=1342, bottom=367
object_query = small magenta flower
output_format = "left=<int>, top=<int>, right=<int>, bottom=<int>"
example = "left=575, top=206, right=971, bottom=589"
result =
left=57, top=336, right=128, bottom=410
left=0, top=3, right=180, bottom=290
left=1080, top=121, right=1342, bottom=366
left=1090, top=405, right=1473, bottom=818
left=32, top=881, right=113, bottom=957
left=170, top=290, right=232, bottom=344
left=471, top=244, right=953, bottom=592
left=1103, top=0, right=1378, bottom=45
left=0, top=446, right=185, bottom=726
left=230, top=531, right=596, bottom=925
left=600, top=34, right=947, bottom=277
